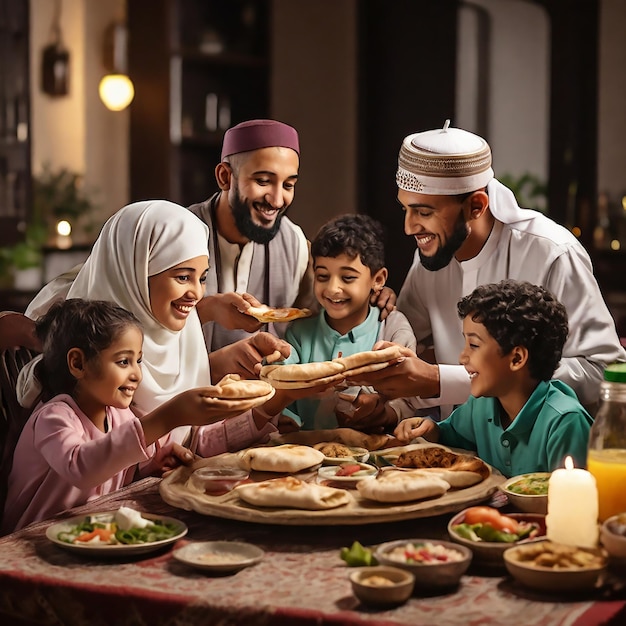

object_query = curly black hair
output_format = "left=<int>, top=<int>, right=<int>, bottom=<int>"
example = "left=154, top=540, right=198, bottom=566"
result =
left=311, top=213, right=385, bottom=272
left=457, top=280, right=568, bottom=381
left=35, top=298, right=143, bottom=401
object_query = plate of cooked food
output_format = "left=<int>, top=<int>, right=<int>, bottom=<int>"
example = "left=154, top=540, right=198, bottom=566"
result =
left=46, top=506, right=187, bottom=556
left=159, top=441, right=505, bottom=525
left=313, top=442, right=370, bottom=465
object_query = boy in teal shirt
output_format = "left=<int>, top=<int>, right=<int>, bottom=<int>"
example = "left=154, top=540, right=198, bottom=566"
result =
left=394, top=280, right=593, bottom=477
left=279, top=214, right=417, bottom=432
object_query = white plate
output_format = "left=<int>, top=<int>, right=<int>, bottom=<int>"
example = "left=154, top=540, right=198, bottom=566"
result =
left=317, top=463, right=377, bottom=487
left=46, top=511, right=188, bottom=557
left=173, top=541, right=264, bottom=572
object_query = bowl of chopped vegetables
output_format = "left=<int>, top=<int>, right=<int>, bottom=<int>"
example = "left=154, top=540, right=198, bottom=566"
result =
left=349, top=565, right=415, bottom=607
left=499, top=472, right=550, bottom=514
left=374, top=539, right=472, bottom=589
left=447, top=506, right=546, bottom=566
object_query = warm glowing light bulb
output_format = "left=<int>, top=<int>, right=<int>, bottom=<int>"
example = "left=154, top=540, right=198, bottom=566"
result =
left=611, top=239, right=621, bottom=251
left=99, top=74, right=135, bottom=111
left=56, top=220, right=71, bottom=236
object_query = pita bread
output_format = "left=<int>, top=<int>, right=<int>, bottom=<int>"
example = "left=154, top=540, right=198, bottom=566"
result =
left=393, top=446, right=489, bottom=486
left=246, top=305, right=312, bottom=323
left=273, top=429, right=390, bottom=451
left=418, top=468, right=484, bottom=488
left=259, top=345, right=403, bottom=389
left=337, top=346, right=403, bottom=371
left=356, top=469, right=450, bottom=503
left=234, top=476, right=351, bottom=510
left=211, top=374, right=275, bottom=399
left=260, top=361, right=346, bottom=383
left=241, top=444, right=324, bottom=473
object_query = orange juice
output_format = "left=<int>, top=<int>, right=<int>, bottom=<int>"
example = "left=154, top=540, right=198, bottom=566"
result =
left=587, top=448, right=626, bottom=521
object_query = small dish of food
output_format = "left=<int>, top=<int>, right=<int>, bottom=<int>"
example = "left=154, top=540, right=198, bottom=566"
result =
left=349, top=565, right=415, bottom=607
left=46, top=508, right=187, bottom=557
left=447, top=506, right=546, bottom=566
left=374, top=539, right=472, bottom=589
left=317, top=462, right=377, bottom=488
left=600, top=513, right=626, bottom=562
left=503, top=540, right=607, bottom=592
left=189, top=467, right=250, bottom=496
left=499, top=472, right=550, bottom=514
left=173, top=541, right=264, bottom=573
left=313, top=442, right=370, bottom=464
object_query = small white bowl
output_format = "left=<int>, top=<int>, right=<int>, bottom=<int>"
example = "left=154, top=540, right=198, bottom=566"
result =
left=322, top=446, right=370, bottom=465
left=173, top=541, right=264, bottom=573
left=349, top=565, right=415, bottom=607
left=317, top=462, right=377, bottom=488
left=375, top=539, right=472, bottom=589
left=499, top=472, right=550, bottom=514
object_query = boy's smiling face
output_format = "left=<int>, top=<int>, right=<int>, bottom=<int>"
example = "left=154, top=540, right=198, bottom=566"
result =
left=459, top=314, right=515, bottom=398
left=313, top=253, right=386, bottom=336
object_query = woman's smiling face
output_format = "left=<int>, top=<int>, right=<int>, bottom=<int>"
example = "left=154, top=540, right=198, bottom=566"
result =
left=148, top=255, right=209, bottom=331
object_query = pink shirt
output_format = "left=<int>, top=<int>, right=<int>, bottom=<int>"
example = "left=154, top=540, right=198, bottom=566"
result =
left=2, top=395, right=276, bottom=534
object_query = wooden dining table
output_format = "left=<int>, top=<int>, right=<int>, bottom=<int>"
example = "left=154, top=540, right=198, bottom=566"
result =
left=0, top=475, right=625, bottom=626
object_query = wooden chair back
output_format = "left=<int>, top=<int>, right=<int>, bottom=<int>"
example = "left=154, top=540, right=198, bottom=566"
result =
left=0, top=312, right=41, bottom=530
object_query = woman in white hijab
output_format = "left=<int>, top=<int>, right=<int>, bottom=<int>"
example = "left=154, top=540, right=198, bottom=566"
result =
left=18, top=200, right=293, bottom=455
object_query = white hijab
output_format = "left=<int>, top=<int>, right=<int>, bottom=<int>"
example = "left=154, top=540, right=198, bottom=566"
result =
left=63, top=200, right=212, bottom=413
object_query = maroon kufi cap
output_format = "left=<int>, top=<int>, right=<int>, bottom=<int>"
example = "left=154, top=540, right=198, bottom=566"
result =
left=221, top=119, right=300, bottom=160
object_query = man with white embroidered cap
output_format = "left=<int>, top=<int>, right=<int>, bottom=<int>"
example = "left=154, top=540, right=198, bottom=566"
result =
left=352, top=120, right=626, bottom=418
left=189, top=118, right=396, bottom=352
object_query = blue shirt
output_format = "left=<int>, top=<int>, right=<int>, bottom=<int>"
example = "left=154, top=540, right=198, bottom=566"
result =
left=282, top=306, right=382, bottom=429
left=437, top=380, right=593, bottom=477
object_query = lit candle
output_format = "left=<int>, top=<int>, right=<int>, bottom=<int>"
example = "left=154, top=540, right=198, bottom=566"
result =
left=546, top=456, right=599, bottom=548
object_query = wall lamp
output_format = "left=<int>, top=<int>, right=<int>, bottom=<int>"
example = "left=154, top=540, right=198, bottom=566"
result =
left=99, top=22, right=134, bottom=112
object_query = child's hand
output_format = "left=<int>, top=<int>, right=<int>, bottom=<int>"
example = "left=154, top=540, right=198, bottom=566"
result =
left=145, top=443, right=195, bottom=478
left=335, top=392, right=395, bottom=434
left=394, top=417, right=438, bottom=442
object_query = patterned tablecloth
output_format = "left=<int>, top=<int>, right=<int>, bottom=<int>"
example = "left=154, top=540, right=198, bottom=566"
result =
left=0, top=477, right=624, bottom=626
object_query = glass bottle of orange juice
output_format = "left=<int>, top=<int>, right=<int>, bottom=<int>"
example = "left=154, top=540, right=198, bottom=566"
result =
left=587, top=363, right=626, bottom=522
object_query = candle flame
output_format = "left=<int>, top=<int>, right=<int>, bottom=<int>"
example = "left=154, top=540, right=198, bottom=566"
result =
left=564, top=455, right=574, bottom=470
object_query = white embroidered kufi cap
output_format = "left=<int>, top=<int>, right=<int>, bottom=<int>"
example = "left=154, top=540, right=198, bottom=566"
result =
left=396, top=120, right=494, bottom=195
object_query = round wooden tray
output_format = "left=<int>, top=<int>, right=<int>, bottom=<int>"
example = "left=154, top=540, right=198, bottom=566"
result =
left=159, top=445, right=506, bottom=526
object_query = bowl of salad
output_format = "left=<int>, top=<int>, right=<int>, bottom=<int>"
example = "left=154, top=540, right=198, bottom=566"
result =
left=499, top=472, right=550, bottom=514
left=447, top=506, right=546, bottom=566
left=374, top=539, right=472, bottom=589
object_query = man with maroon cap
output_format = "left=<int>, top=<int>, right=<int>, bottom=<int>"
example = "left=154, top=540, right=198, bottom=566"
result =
left=188, top=119, right=310, bottom=352
left=188, top=119, right=395, bottom=352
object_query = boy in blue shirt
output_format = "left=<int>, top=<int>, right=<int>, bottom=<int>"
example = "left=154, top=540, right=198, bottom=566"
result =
left=394, top=279, right=593, bottom=477
left=278, top=214, right=417, bottom=433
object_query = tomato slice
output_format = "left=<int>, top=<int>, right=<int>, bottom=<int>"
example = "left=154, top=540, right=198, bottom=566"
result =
left=336, top=464, right=363, bottom=477
left=462, top=506, right=519, bottom=534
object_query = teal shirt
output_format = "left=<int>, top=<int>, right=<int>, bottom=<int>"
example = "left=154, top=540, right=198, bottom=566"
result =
left=282, top=306, right=382, bottom=429
left=437, top=380, right=593, bottom=478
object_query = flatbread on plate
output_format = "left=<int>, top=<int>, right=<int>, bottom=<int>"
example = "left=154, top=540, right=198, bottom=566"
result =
left=273, top=428, right=391, bottom=451
left=198, top=444, right=324, bottom=474
left=356, top=468, right=450, bottom=503
left=211, top=374, right=275, bottom=399
left=234, top=476, right=351, bottom=510
left=245, top=305, right=312, bottom=323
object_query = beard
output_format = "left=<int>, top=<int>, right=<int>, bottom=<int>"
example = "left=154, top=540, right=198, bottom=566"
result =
left=419, top=212, right=470, bottom=271
left=231, top=185, right=285, bottom=245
